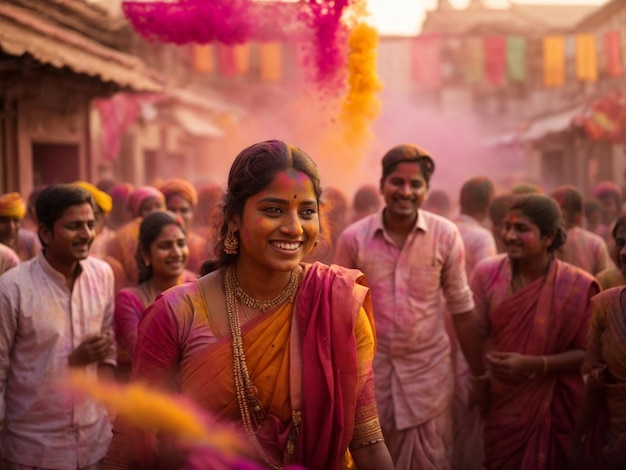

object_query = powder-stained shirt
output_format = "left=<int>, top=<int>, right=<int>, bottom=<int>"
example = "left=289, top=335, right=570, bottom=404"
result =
left=557, top=226, right=615, bottom=276
left=0, top=252, right=116, bottom=468
left=453, top=214, right=497, bottom=278
left=334, top=208, right=474, bottom=429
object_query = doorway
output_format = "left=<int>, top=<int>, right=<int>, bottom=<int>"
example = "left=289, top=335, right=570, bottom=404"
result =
left=32, top=143, right=80, bottom=186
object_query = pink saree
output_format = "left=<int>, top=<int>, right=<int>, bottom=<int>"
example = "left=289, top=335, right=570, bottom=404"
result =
left=294, top=262, right=375, bottom=469
left=484, top=259, right=599, bottom=469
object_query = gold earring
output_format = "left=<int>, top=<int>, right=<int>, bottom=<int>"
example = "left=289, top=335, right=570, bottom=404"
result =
left=224, top=228, right=239, bottom=255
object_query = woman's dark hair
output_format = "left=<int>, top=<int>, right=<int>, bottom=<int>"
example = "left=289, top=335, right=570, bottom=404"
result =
left=507, top=193, right=567, bottom=253
left=135, top=210, right=186, bottom=283
left=36, top=185, right=95, bottom=247
left=210, top=140, right=322, bottom=272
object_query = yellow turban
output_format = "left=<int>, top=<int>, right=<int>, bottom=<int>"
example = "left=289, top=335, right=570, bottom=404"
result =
left=73, top=181, right=113, bottom=214
left=0, top=192, right=26, bottom=219
left=158, top=178, right=198, bottom=206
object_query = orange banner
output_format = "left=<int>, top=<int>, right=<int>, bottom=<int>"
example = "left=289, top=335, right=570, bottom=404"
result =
left=543, top=36, right=565, bottom=87
left=259, top=42, right=283, bottom=82
left=192, top=44, right=214, bottom=74
left=576, top=34, right=598, bottom=82
left=233, top=44, right=250, bottom=75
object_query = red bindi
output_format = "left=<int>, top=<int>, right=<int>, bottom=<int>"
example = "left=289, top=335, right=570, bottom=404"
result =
left=293, top=194, right=297, bottom=199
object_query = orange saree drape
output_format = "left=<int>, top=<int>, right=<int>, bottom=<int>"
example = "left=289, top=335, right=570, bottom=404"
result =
left=178, top=262, right=376, bottom=470
left=178, top=300, right=294, bottom=464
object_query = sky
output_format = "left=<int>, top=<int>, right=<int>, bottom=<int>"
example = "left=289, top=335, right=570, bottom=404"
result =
left=365, top=0, right=608, bottom=36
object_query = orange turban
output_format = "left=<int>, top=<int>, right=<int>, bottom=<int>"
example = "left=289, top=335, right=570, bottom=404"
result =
left=0, top=193, right=26, bottom=219
left=158, top=178, right=198, bottom=206
left=73, top=181, right=113, bottom=214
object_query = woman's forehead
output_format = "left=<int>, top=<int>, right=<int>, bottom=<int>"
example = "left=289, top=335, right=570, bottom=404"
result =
left=271, top=168, right=312, bottom=186
left=505, top=209, right=530, bottom=223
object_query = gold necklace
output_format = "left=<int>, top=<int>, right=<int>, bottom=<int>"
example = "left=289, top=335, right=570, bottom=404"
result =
left=228, top=266, right=299, bottom=313
left=224, top=266, right=301, bottom=469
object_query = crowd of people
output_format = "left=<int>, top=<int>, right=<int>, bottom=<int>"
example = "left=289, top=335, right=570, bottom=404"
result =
left=0, top=139, right=625, bottom=469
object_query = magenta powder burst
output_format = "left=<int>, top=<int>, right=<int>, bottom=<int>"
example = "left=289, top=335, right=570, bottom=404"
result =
left=122, top=0, right=351, bottom=92
left=122, top=0, right=254, bottom=45
left=298, top=0, right=350, bottom=90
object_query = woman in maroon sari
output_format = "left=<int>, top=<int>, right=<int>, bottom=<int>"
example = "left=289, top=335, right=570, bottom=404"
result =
left=471, top=193, right=599, bottom=469
left=104, top=140, right=394, bottom=469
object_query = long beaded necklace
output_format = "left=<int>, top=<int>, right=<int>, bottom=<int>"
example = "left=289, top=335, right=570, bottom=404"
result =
left=225, top=266, right=302, bottom=469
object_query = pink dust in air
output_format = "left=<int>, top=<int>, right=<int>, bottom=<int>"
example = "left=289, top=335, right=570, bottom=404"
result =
left=122, top=0, right=351, bottom=93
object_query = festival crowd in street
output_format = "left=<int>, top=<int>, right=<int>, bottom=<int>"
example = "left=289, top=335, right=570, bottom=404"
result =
left=1, top=140, right=625, bottom=469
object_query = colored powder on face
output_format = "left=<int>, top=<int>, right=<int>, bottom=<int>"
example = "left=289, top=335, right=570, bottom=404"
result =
left=339, top=23, right=382, bottom=148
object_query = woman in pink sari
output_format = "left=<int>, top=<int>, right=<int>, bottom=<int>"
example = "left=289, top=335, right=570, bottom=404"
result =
left=471, top=193, right=599, bottom=469
left=104, top=140, right=394, bottom=469
left=113, top=210, right=196, bottom=382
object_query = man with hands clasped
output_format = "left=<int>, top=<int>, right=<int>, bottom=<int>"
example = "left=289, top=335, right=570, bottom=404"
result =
left=0, top=185, right=116, bottom=469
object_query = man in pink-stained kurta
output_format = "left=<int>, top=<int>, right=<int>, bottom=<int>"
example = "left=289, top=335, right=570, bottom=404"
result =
left=334, top=145, right=486, bottom=470
left=0, top=185, right=116, bottom=469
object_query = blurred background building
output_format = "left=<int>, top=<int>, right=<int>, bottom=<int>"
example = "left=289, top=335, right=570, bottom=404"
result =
left=1, top=0, right=624, bottom=198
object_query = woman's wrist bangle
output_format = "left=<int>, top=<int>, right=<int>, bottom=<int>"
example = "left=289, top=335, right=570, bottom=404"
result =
left=542, top=355, right=549, bottom=374
left=470, top=372, right=489, bottom=381
left=349, top=437, right=385, bottom=450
